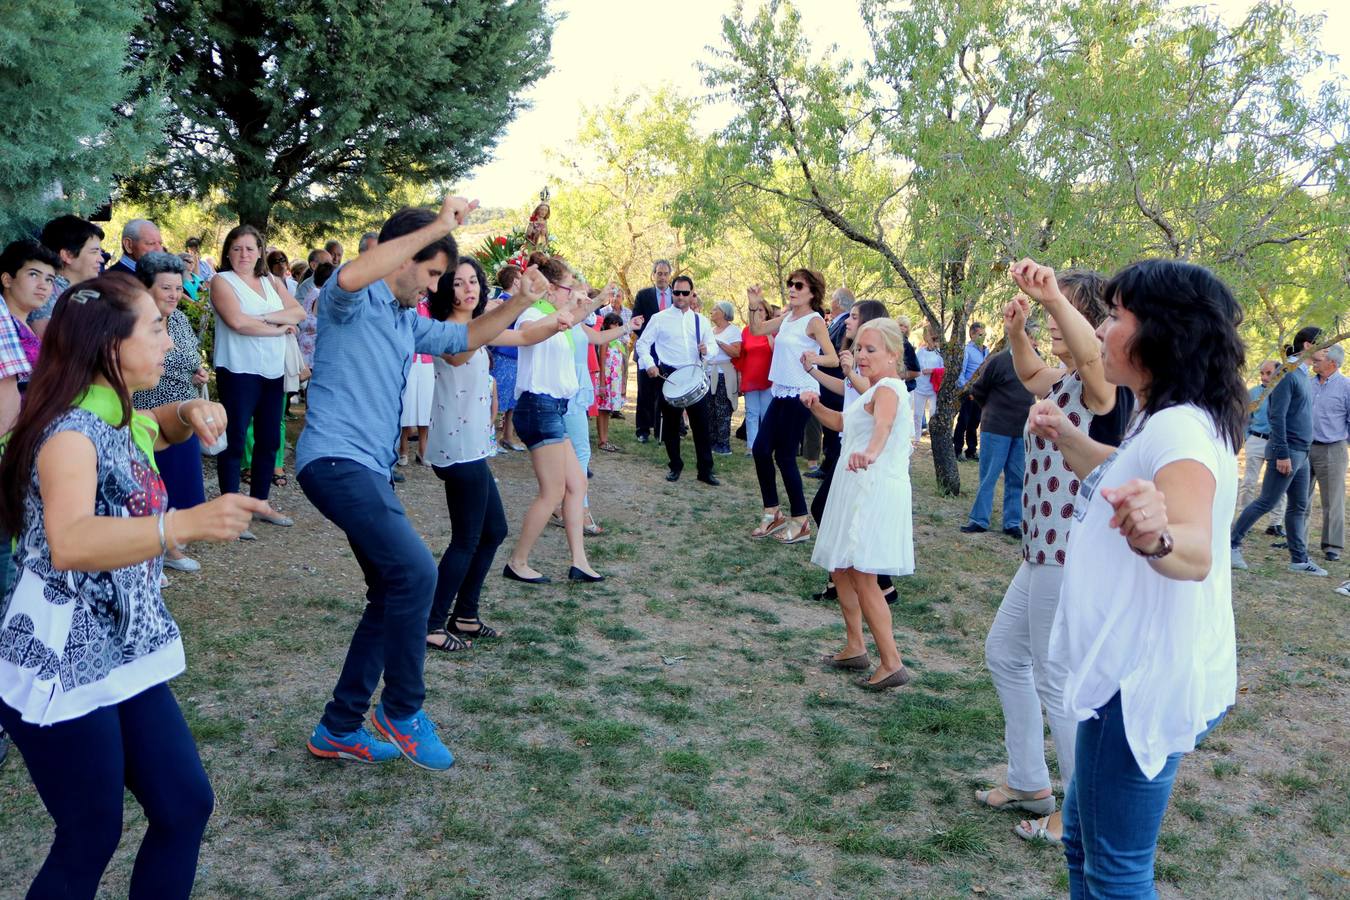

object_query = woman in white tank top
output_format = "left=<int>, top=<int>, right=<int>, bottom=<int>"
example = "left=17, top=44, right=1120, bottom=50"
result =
left=209, top=225, right=306, bottom=529
left=743, top=268, right=838, bottom=544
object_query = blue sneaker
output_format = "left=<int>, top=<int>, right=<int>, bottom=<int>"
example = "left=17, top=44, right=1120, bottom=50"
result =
left=307, top=722, right=400, bottom=763
left=371, top=705, right=454, bottom=771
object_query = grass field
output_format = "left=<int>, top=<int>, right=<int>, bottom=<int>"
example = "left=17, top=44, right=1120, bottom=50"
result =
left=0, top=408, right=1346, bottom=899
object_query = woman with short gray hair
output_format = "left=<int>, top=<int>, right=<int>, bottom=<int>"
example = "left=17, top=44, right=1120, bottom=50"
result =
left=708, top=301, right=742, bottom=454
left=133, top=252, right=212, bottom=572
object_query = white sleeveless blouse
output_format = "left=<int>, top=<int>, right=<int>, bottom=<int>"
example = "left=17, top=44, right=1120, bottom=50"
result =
left=768, top=310, right=823, bottom=398
left=213, top=271, right=286, bottom=378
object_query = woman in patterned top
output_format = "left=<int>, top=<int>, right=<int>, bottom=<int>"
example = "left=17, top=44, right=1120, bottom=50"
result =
left=132, top=252, right=211, bottom=574
left=973, top=259, right=1127, bottom=847
left=0, top=273, right=264, bottom=899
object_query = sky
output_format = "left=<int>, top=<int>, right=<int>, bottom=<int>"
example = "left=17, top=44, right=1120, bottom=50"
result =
left=458, top=0, right=1350, bottom=209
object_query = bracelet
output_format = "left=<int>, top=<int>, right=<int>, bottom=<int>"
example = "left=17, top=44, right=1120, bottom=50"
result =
left=166, top=509, right=186, bottom=552
left=157, top=512, right=169, bottom=555
left=175, top=400, right=192, bottom=426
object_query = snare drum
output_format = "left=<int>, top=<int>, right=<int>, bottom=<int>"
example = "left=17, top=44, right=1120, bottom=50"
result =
left=662, top=365, right=710, bottom=408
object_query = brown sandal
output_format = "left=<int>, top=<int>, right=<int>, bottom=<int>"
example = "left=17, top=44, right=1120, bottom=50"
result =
left=751, top=511, right=787, bottom=539
left=773, top=519, right=812, bottom=544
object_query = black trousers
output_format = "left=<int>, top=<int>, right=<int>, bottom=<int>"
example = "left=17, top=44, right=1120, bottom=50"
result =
left=660, top=371, right=713, bottom=478
left=635, top=368, right=662, bottom=439
left=953, top=394, right=982, bottom=456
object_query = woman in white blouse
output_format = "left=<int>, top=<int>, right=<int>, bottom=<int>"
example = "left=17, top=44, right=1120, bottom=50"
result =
left=1027, top=258, right=1245, bottom=897
left=209, top=225, right=305, bottom=533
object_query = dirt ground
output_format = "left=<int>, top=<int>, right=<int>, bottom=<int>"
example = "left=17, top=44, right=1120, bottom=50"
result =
left=0, top=402, right=1346, bottom=899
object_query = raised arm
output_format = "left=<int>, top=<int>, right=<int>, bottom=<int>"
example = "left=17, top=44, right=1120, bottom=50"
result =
left=337, top=195, right=475, bottom=293
left=1011, top=259, right=1114, bottom=413
left=1003, top=296, right=1061, bottom=398
left=585, top=315, right=642, bottom=346
left=745, top=286, right=787, bottom=336
left=1102, top=461, right=1216, bottom=582
left=467, top=268, right=549, bottom=350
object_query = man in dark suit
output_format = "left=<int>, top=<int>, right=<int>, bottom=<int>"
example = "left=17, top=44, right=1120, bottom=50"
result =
left=111, top=219, right=163, bottom=275
left=631, top=259, right=674, bottom=442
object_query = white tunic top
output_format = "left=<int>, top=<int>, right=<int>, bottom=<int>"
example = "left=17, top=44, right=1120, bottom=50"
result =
left=1052, top=404, right=1238, bottom=779
left=212, top=271, right=286, bottom=378
left=426, top=348, right=497, bottom=466
left=515, top=306, right=578, bottom=400
left=767, top=310, right=823, bottom=398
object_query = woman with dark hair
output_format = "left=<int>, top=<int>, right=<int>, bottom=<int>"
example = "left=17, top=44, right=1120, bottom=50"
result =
left=744, top=268, right=838, bottom=543
left=973, top=260, right=1129, bottom=846
left=209, top=225, right=305, bottom=534
left=0, top=273, right=264, bottom=898
left=492, top=263, right=525, bottom=451
left=131, top=252, right=212, bottom=574
left=1026, top=258, right=1244, bottom=896
left=266, top=249, right=294, bottom=294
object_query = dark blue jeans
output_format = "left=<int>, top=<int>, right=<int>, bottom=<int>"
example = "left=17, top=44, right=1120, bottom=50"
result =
left=428, top=459, right=508, bottom=629
left=1230, top=447, right=1311, bottom=563
left=214, top=367, right=284, bottom=501
left=1062, top=692, right=1226, bottom=899
left=0, top=684, right=214, bottom=900
left=299, top=458, right=437, bottom=733
left=753, top=396, right=813, bottom=517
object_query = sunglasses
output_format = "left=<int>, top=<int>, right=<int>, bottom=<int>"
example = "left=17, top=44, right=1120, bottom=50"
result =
left=672, top=289, right=692, bottom=297
left=786, top=279, right=807, bottom=291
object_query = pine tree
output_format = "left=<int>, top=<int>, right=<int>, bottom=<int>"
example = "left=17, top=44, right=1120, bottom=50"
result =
left=0, top=0, right=160, bottom=235
left=129, top=0, right=553, bottom=233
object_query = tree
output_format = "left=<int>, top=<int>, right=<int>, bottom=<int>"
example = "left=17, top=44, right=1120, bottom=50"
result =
left=129, top=0, right=553, bottom=234
left=693, top=0, right=1349, bottom=495
left=0, top=0, right=161, bottom=235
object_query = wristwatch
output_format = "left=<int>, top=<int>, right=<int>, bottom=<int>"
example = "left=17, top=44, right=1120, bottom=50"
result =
left=1132, top=529, right=1174, bottom=560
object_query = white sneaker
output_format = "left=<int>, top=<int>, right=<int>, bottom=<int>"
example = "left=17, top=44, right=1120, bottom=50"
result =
left=1230, top=548, right=1248, bottom=570
left=163, top=555, right=201, bottom=573
left=1334, top=580, right=1350, bottom=597
left=1288, top=561, right=1328, bottom=577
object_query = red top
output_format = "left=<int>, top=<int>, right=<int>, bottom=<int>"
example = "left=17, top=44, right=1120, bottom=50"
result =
left=413, top=300, right=433, bottom=364
left=739, top=327, right=774, bottom=393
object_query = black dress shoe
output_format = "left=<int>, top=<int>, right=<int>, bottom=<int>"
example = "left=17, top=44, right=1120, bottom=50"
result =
left=804, top=467, right=825, bottom=480
left=1265, top=524, right=1286, bottom=537
left=502, top=564, right=551, bottom=584
left=1271, top=541, right=1289, bottom=550
left=697, top=474, right=720, bottom=486
left=666, top=470, right=680, bottom=482
left=1326, top=550, right=1342, bottom=562
left=1003, top=526, right=1022, bottom=539
left=568, top=566, right=604, bottom=583
left=965, top=452, right=979, bottom=462
left=636, top=435, right=650, bottom=444
left=960, top=523, right=987, bottom=534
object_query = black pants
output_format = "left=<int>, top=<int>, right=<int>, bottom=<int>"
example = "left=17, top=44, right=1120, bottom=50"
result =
left=661, top=369, right=713, bottom=477
left=429, top=459, right=509, bottom=629
left=635, top=368, right=663, bottom=439
left=753, top=396, right=813, bottom=516
left=215, top=367, right=284, bottom=500
left=953, top=394, right=982, bottom=456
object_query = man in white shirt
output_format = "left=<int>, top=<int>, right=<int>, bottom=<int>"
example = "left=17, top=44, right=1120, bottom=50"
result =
left=635, top=275, right=719, bottom=485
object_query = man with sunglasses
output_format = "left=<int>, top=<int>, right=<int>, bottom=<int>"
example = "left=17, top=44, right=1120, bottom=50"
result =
left=635, top=275, right=719, bottom=485
left=632, top=260, right=674, bottom=442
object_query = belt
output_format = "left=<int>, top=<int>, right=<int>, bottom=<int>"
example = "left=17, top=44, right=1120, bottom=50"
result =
left=1312, top=440, right=1343, bottom=446
left=1248, top=430, right=1270, bottom=440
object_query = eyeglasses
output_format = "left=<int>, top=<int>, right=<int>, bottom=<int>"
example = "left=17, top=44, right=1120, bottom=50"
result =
left=549, top=281, right=574, bottom=292
left=672, top=289, right=691, bottom=297
left=786, top=279, right=807, bottom=291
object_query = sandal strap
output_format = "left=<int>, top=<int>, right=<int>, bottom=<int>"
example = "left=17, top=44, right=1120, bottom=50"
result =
left=427, top=628, right=471, bottom=652
left=451, top=619, right=498, bottom=639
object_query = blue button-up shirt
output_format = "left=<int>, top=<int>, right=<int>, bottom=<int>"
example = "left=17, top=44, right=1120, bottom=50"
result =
left=957, top=340, right=987, bottom=388
left=1247, top=384, right=1272, bottom=435
left=296, top=269, right=468, bottom=476
left=1311, top=369, right=1350, bottom=444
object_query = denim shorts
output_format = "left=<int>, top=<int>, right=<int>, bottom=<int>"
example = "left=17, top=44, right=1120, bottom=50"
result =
left=513, top=391, right=570, bottom=450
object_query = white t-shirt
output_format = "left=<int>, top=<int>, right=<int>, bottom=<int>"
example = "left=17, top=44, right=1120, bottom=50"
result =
left=914, top=347, right=944, bottom=395
left=1052, top=404, right=1238, bottom=780
left=514, top=306, right=578, bottom=400
left=426, top=349, right=496, bottom=466
left=709, top=325, right=739, bottom=365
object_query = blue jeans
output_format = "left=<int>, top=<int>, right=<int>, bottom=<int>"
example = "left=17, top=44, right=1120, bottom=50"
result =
left=1063, top=693, right=1226, bottom=899
left=428, top=459, right=508, bottom=629
left=563, top=397, right=592, bottom=508
left=1230, top=447, right=1311, bottom=563
left=298, top=458, right=438, bottom=733
left=967, top=431, right=1024, bottom=529
left=0, top=684, right=214, bottom=900
left=513, top=391, right=568, bottom=451
left=743, top=389, right=771, bottom=450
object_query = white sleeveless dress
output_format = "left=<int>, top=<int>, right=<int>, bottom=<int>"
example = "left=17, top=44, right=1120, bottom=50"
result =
left=811, top=377, right=916, bottom=576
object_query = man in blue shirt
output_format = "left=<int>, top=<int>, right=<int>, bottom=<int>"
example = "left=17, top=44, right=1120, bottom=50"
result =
left=298, top=197, right=551, bottom=770
left=953, top=321, right=988, bottom=460
left=1309, top=344, right=1349, bottom=561
left=1237, top=360, right=1287, bottom=535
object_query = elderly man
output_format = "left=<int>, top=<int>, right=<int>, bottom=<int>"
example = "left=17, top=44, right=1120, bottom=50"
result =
left=632, top=259, right=675, bottom=442
left=324, top=239, right=345, bottom=267
left=1239, top=360, right=1289, bottom=535
left=1310, top=344, right=1350, bottom=562
left=111, top=219, right=164, bottom=275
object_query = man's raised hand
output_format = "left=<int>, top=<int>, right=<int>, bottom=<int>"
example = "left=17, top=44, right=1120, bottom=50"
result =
left=517, top=266, right=549, bottom=302
left=438, top=195, right=479, bottom=230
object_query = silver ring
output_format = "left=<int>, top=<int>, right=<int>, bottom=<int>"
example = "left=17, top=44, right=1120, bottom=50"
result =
left=205, top=416, right=216, bottom=424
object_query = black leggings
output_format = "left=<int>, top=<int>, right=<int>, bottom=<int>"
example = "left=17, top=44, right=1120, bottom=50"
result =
left=215, top=367, right=284, bottom=500
left=0, top=684, right=213, bottom=899
left=428, top=459, right=508, bottom=629
left=753, top=396, right=813, bottom=517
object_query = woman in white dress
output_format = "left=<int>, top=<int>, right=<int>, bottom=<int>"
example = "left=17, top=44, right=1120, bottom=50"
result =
left=803, top=318, right=915, bottom=690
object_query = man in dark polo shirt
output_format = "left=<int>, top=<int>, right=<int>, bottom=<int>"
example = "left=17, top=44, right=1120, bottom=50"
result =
left=961, top=345, right=1035, bottom=537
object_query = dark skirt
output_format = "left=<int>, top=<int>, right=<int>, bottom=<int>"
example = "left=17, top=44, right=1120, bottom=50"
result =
left=155, top=434, right=206, bottom=509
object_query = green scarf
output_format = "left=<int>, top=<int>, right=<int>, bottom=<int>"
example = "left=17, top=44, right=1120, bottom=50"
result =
left=75, top=383, right=161, bottom=472
left=533, top=299, right=575, bottom=351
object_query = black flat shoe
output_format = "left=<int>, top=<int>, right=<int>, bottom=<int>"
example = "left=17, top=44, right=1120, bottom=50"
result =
left=697, top=474, right=720, bottom=486
left=1003, top=526, right=1022, bottom=539
left=1265, top=524, right=1285, bottom=537
left=666, top=470, right=680, bottom=482
left=960, top=523, right=987, bottom=534
left=503, top=564, right=551, bottom=584
left=568, top=566, right=604, bottom=583
left=811, top=582, right=838, bottom=602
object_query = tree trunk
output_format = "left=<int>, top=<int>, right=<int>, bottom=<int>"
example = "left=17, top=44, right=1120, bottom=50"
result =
left=929, top=358, right=963, bottom=496
left=233, top=177, right=273, bottom=233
